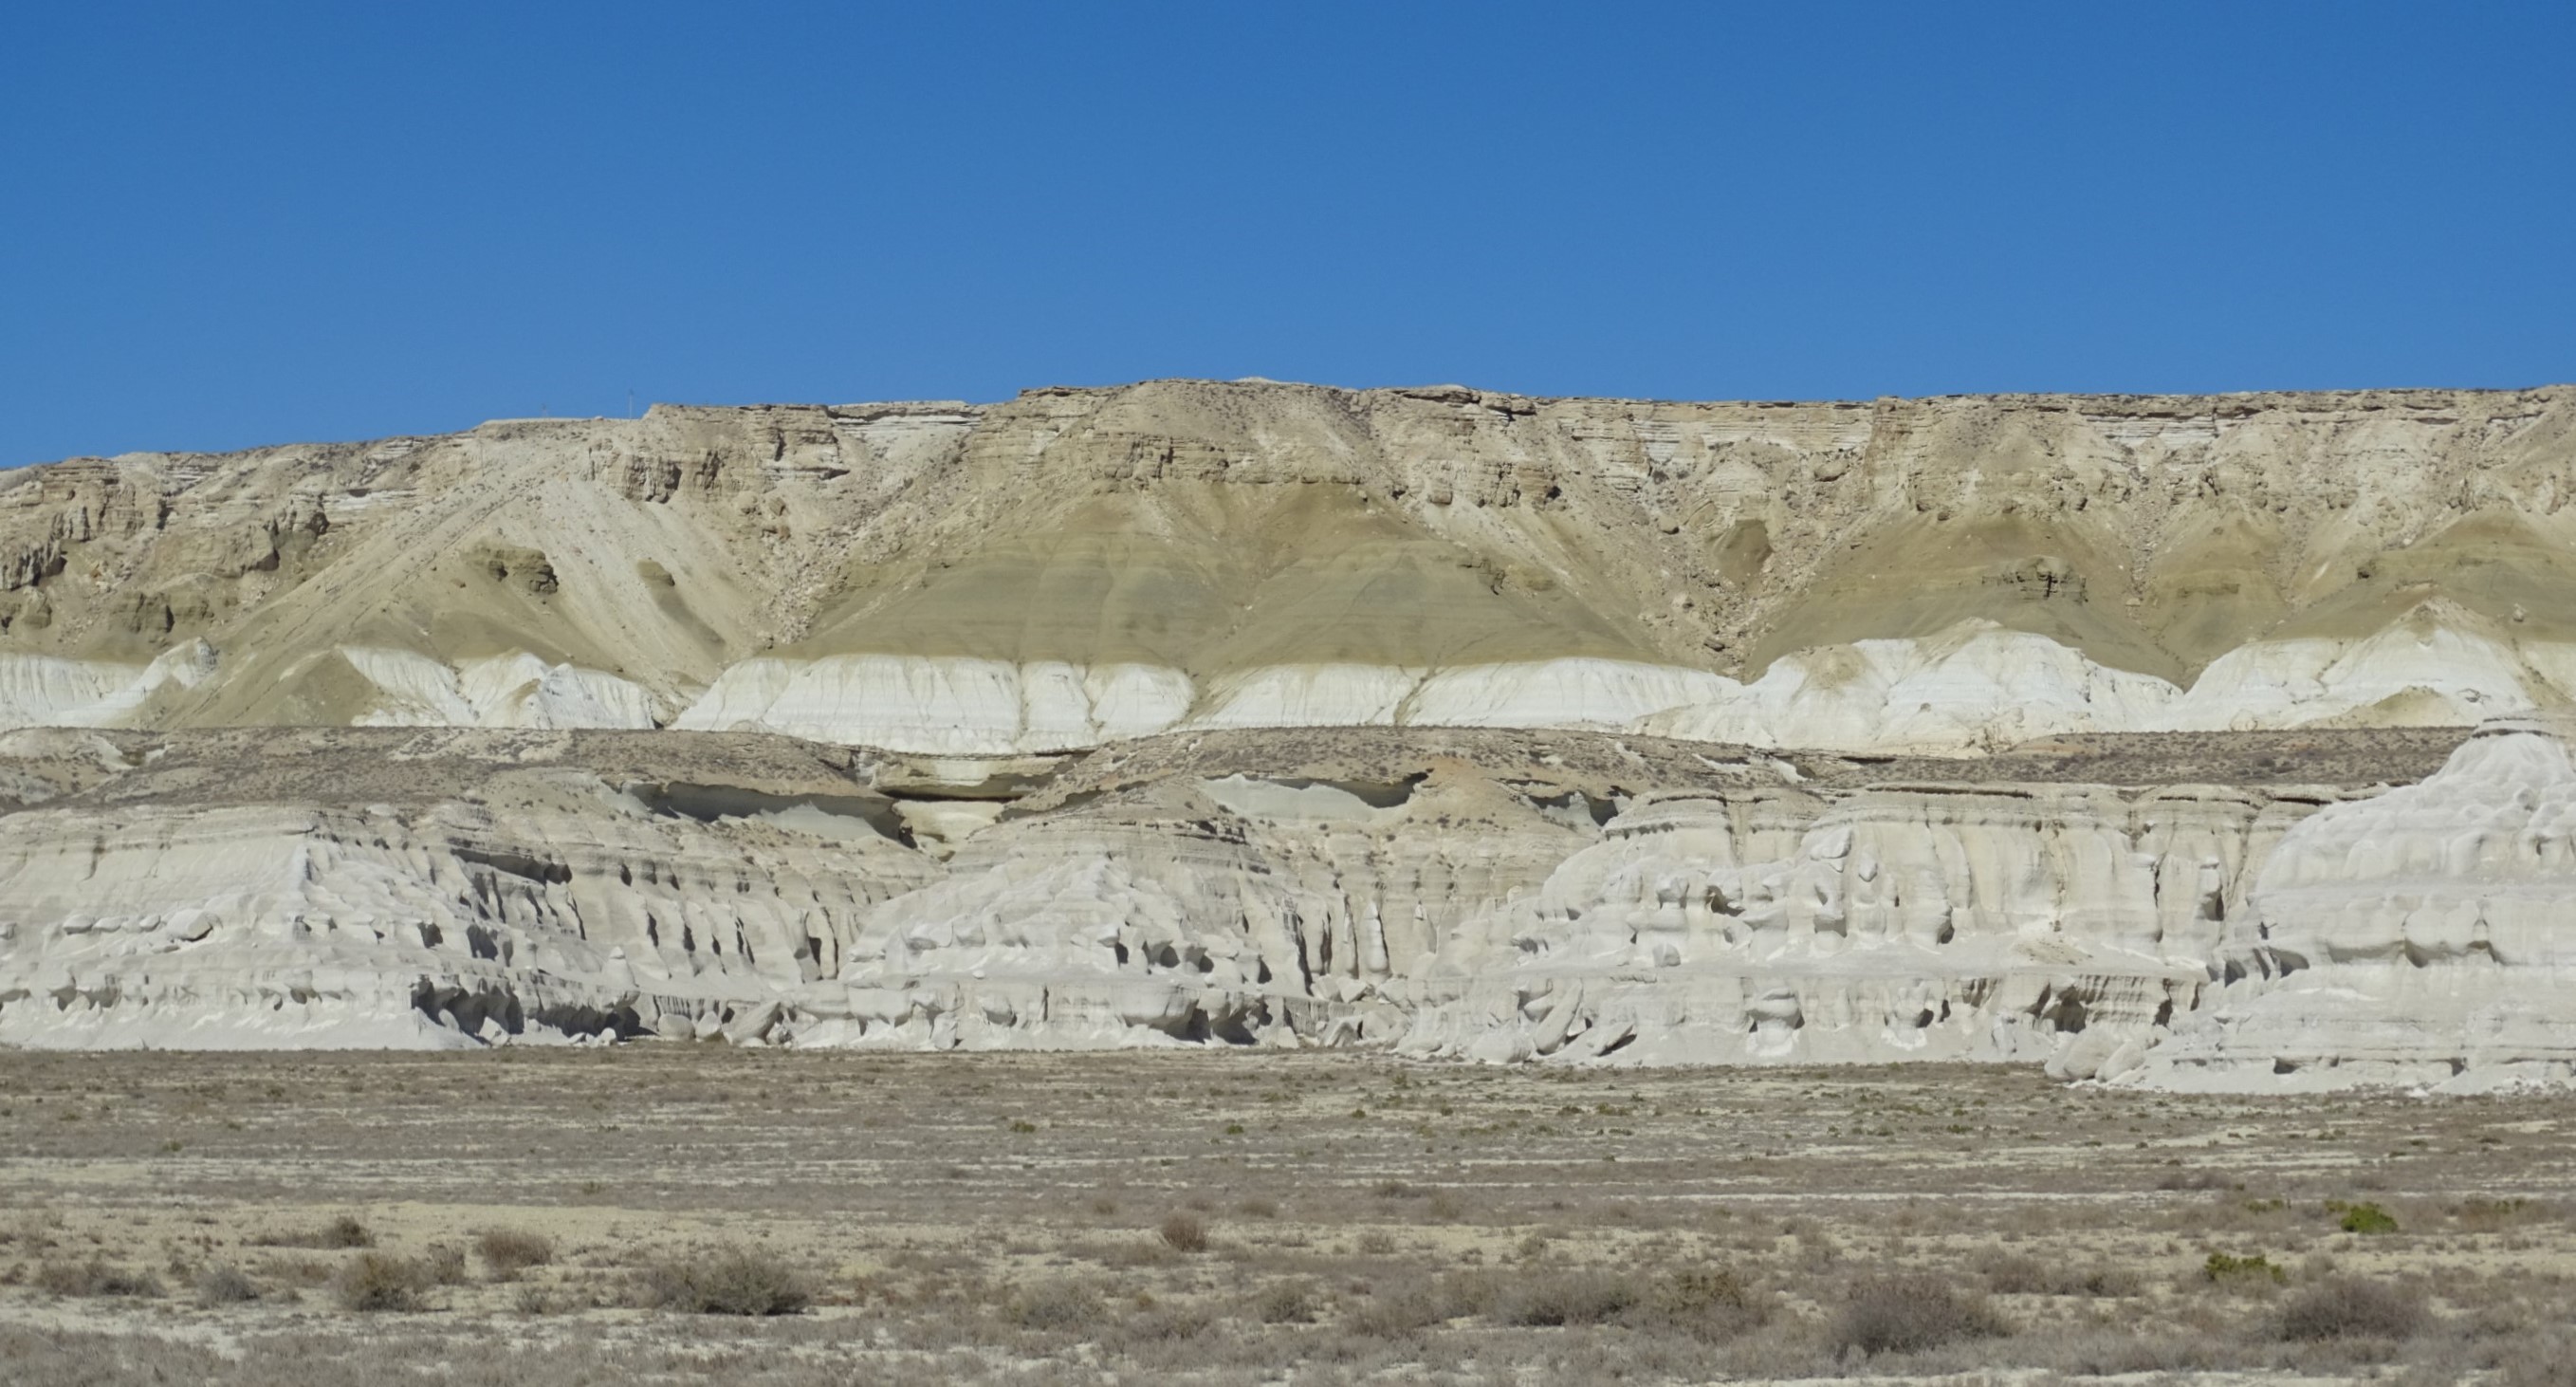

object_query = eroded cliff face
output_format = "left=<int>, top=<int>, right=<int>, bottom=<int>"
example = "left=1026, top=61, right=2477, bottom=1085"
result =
left=0, top=730, right=937, bottom=1047
left=6, top=378, right=2575, bottom=1086
left=11, top=721, right=2547, bottom=1091
left=6, top=381, right=2574, bottom=752
left=2137, top=718, right=2576, bottom=1091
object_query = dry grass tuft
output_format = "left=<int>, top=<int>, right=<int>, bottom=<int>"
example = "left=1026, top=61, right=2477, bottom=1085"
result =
left=257, top=1213, right=375, bottom=1250
left=1157, top=1211, right=1208, bottom=1253
left=1003, top=1277, right=1104, bottom=1331
left=35, top=1259, right=163, bottom=1299
left=2275, top=1276, right=2426, bottom=1341
left=640, top=1244, right=811, bottom=1316
left=330, top=1252, right=430, bottom=1312
left=475, top=1228, right=554, bottom=1278
left=1831, top=1270, right=2011, bottom=1357
left=193, top=1263, right=260, bottom=1305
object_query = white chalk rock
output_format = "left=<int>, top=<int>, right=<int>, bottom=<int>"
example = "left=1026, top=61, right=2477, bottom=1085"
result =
left=2135, top=717, right=2576, bottom=1091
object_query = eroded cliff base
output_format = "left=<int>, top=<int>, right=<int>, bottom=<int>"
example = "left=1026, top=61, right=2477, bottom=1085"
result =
left=11, top=718, right=2558, bottom=1091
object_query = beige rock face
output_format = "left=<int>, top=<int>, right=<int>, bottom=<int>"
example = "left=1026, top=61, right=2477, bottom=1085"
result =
left=7, top=381, right=2574, bottom=751
left=4, top=376, right=2575, bottom=1086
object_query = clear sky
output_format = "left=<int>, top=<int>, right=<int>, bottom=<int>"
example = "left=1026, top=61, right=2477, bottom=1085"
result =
left=6, top=2, right=2570, bottom=466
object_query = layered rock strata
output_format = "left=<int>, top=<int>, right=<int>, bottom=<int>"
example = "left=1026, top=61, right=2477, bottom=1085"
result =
left=6, top=382, right=2572, bottom=753
left=11, top=722, right=2548, bottom=1092
left=6, top=376, right=2574, bottom=1087
left=2135, top=717, right=2576, bottom=1091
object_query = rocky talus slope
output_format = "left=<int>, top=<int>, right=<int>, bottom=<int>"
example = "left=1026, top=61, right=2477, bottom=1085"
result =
left=4, top=379, right=2574, bottom=1086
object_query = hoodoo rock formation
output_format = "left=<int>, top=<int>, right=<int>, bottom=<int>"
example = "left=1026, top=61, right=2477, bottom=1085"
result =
left=5, top=379, right=2575, bottom=1086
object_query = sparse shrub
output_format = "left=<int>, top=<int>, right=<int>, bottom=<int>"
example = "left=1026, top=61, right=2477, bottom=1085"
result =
left=1831, top=1271, right=2011, bottom=1357
left=2338, top=1202, right=2400, bottom=1234
left=35, top=1259, right=163, bottom=1299
left=1495, top=1267, right=1642, bottom=1326
left=1118, top=1302, right=1215, bottom=1343
left=1982, top=1250, right=2143, bottom=1297
left=476, top=1228, right=555, bottom=1278
left=1249, top=1277, right=1318, bottom=1323
left=2204, top=1251, right=2288, bottom=1285
left=1004, top=1277, right=1104, bottom=1331
left=318, top=1213, right=376, bottom=1248
left=2452, top=1196, right=2534, bottom=1230
left=1157, top=1212, right=1208, bottom=1253
left=248, top=1253, right=334, bottom=1286
left=512, top=1283, right=556, bottom=1316
left=193, top=1264, right=259, bottom=1305
left=421, top=1243, right=467, bottom=1285
left=2276, top=1276, right=2425, bottom=1341
left=258, top=1214, right=375, bottom=1249
left=643, top=1245, right=811, bottom=1316
left=2495, top=1330, right=2576, bottom=1387
left=1347, top=1283, right=1446, bottom=1336
left=1642, top=1265, right=1771, bottom=1340
left=331, top=1252, right=429, bottom=1312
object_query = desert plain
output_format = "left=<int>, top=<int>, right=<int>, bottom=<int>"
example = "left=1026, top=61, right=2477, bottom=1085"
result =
left=6, top=1049, right=2574, bottom=1385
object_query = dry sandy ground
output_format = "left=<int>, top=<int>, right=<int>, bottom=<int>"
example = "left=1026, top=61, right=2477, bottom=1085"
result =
left=4, top=1049, right=2574, bottom=1384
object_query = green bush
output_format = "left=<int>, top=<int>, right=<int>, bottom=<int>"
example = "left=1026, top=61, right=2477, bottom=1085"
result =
left=2204, top=1252, right=2289, bottom=1285
left=2338, top=1202, right=2399, bottom=1234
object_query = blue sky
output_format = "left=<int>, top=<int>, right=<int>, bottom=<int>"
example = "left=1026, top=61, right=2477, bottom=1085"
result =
left=5, top=2, right=2570, bottom=465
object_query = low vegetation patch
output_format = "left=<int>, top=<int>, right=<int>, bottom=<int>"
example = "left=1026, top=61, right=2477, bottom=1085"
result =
left=1157, top=1212, right=1208, bottom=1252
left=2204, top=1251, right=2289, bottom=1285
left=2276, top=1276, right=2426, bottom=1341
left=256, top=1214, right=375, bottom=1249
left=1003, top=1278, right=1104, bottom=1332
left=35, top=1259, right=163, bottom=1299
left=193, top=1264, right=260, bottom=1305
left=1831, top=1271, right=2012, bottom=1357
left=475, top=1228, right=554, bottom=1278
left=331, top=1252, right=432, bottom=1312
left=641, top=1245, right=811, bottom=1316
left=2337, top=1201, right=2401, bottom=1234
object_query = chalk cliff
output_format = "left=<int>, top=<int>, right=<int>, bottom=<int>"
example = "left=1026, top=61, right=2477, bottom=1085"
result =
left=5, top=378, right=2574, bottom=1085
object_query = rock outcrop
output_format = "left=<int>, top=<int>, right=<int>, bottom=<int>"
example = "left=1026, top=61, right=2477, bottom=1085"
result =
left=11, top=720, right=2547, bottom=1091
left=6, top=382, right=2573, bottom=752
left=2135, top=717, right=2576, bottom=1091
left=5, top=376, right=2575, bottom=1087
